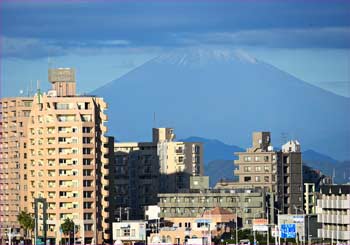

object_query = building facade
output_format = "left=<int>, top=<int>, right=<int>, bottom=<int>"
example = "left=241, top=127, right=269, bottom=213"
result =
left=216, top=132, right=303, bottom=214
left=1, top=68, right=114, bottom=244
left=304, top=183, right=318, bottom=215
left=158, top=188, right=271, bottom=229
left=317, top=184, right=350, bottom=244
left=112, top=128, right=203, bottom=220
left=0, top=97, right=33, bottom=240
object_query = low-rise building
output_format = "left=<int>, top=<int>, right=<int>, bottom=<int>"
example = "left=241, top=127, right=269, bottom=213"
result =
left=317, top=184, right=350, bottom=244
left=112, top=221, right=147, bottom=245
left=158, top=188, right=272, bottom=229
left=148, top=207, right=235, bottom=245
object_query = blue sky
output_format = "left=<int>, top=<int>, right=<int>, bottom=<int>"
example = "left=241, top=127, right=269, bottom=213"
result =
left=1, top=0, right=349, bottom=97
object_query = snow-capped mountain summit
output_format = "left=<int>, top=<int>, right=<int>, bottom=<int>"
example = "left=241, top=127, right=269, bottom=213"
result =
left=154, top=47, right=258, bottom=66
left=93, top=47, right=350, bottom=160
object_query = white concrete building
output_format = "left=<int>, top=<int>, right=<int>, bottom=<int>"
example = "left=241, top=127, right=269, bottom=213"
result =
left=317, top=185, right=350, bottom=244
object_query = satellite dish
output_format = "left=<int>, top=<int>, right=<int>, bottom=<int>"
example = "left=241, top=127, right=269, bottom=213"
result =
left=19, top=90, right=24, bottom=94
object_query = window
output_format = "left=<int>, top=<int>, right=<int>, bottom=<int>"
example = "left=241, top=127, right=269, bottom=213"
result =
left=83, top=180, right=92, bottom=187
left=244, top=156, right=252, bottom=162
left=264, top=166, right=270, bottom=172
left=254, top=156, right=260, bottom=162
left=255, top=166, right=261, bottom=172
left=83, top=191, right=92, bottom=198
left=83, top=202, right=92, bottom=209
left=255, top=176, right=261, bottom=182
left=264, top=176, right=269, bottom=182
left=83, top=148, right=91, bottom=154
left=122, top=228, right=130, bottom=236
left=245, top=198, right=251, bottom=203
left=83, top=137, right=91, bottom=144
left=58, top=137, right=66, bottom=143
left=264, top=156, right=269, bottom=162
left=244, top=176, right=251, bottom=182
left=83, top=159, right=92, bottom=165
left=83, top=170, right=92, bottom=176
left=84, top=213, right=92, bottom=220
left=195, top=145, right=200, bottom=154
left=83, top=127, right=91, bottom=133
left=244, top=166, right=251, bottom=172
left=59, top=192, right=67, bottom=197
left=84, top=224, right=92, bottom=231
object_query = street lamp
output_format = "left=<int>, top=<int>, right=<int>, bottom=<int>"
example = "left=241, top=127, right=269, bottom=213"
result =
left=293, top=205, right=305, bottom=245
left=307, top=215, right=311, bottom=245
left=235, top=209, right=243, bottom=245
left=253, top=211, right=265, bottom=245
left=269, top=207, right=281, bottom=245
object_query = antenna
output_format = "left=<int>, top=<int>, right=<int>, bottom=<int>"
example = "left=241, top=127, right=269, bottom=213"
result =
left=153, top=112, right=156, bottom=128
left=332, top=168, right=335, bottom=184
left=281, top=132, right=288, bottom=145
left=30, top=80, right=33, bottom=96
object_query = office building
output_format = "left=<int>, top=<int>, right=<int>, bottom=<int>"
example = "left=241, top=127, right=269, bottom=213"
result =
left=317, top=184, right=350, bottom=244
left=112, top=128, right=203, bottom=220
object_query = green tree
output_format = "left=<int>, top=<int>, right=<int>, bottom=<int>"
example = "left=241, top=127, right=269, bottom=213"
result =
left=17, top=211, right=35, bottom=244
left=61, top=218, right=75, bottom=244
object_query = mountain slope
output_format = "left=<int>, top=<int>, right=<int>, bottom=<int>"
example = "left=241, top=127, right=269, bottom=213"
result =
left=181, top=136, right=244, bottom=165
left=93, top=47, right=350, bottom=160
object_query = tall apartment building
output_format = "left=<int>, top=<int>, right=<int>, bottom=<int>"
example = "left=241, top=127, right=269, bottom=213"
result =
left=112, top=128, right=203, bottom=220
left=0, top=97, right=33, bottom=240
left=0, top=68, right=114, bottom=244
left=317, top=185, right=350, bottom=244
left=216, top=132, right=303, bottom=214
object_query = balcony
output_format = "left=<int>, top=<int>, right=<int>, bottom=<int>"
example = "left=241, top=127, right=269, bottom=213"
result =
left=318, top=214, right=350, bottom=224
left=318, top=199, right=350, bottom=209
left=318, top=228, right=350, bottom=240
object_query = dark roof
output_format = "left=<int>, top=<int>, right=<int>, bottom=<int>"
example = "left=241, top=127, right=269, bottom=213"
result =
left=320, top=185, right=350, bottom=195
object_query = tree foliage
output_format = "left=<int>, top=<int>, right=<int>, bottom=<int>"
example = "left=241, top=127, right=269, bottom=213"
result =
left=61, top=218, right=75, bottom=236
left=18, top=211, right=35, bottom=232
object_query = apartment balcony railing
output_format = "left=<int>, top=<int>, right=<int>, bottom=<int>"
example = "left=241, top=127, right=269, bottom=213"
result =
left=317, top=214, right=350, bottom=224
left=318, top=228, right=350, bottom=240
left=318, top=199, right=350, bottom=209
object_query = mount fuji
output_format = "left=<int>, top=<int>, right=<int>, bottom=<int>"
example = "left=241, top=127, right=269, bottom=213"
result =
left=93, top=47, right=350, bottom=160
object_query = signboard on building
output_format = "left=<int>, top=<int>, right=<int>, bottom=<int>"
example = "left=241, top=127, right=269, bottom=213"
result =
left=280, top=224, right=296, bottom=238
left=271, top=226, right=279, bottom=237
left=253, top=219, right=268, bottom=232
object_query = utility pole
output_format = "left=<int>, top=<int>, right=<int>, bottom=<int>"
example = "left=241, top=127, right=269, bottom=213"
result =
left=267, top=207, right=269, bottom=245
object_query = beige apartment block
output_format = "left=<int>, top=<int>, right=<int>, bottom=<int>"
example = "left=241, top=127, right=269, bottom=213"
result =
left=0, top=97, right=33, bottom=240
left=216, top=132, right=303, bottom=215
left=1, top=68, right=114, bottom=244
left=113, top=128, right=203, bottom=220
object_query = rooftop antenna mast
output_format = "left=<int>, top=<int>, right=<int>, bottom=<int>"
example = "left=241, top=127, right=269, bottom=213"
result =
left=153, top=112, right=156, bottom=128
left=281, top=132, right=288, bottom=145
left=30, top=80, right=33, bottom=97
